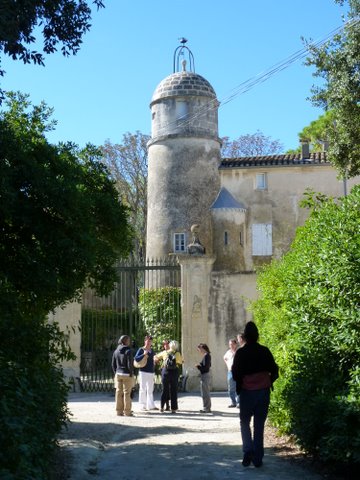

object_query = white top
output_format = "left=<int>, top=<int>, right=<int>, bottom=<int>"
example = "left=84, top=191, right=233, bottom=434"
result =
left=223, top=349, right=236, bottom=371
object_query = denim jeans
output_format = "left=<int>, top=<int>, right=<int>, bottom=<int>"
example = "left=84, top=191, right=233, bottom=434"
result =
left=239, top=388, right=270, bottom=464
left=227, top=371, right=238, bottom=405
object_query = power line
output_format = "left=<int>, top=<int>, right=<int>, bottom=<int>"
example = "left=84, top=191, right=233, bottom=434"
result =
left=154, top=17, right=359, bottom=137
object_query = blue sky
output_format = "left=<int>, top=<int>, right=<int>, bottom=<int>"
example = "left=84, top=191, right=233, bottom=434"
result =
left=1, top=0, right=347, bottom=152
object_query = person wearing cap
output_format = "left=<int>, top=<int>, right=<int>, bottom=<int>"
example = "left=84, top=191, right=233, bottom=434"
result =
left=232, top=321, right=279, bottom=468
left=155, top=340, right=183, bottom=413
left=112, top=335, right=135, bottom=416
left=134, top=335, right=158, bottom=411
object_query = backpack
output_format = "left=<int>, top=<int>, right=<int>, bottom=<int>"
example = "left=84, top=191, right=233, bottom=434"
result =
left=164, top=352, right=177, bottom=370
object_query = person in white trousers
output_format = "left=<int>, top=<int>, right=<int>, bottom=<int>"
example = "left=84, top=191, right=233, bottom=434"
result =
left=134, top=335, right=158, bottom=411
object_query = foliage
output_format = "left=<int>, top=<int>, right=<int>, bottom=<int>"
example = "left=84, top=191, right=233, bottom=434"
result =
left=0, top=92, right=132, bottom=479
left=1, top=92, right=133, bottom=306
left=101, top=132, right=149, bottom=260
left=138, top=287, right=181, bottom=353
left=0, top=285, right=74, bottom=479
left=297, top=110, right=335, bottom=150
left=304, top=0, right=360, bottom=177
left=251, top=185, right=360, bottom=468
left=0, top=1, right=104, bottom=81
left=221, top=130, right=284, bottom=157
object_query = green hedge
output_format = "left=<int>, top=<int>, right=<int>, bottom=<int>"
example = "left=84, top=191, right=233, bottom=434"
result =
left=251, top=186, right=360, bottom=471
left=138, top=287, right=181, bottom=352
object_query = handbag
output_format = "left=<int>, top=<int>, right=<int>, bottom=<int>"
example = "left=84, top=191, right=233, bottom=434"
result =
left=133, top=353, right=148, bottom=369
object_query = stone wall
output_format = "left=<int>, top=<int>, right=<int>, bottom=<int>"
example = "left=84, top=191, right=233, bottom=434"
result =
left=49, top=301, right=81, bottom=391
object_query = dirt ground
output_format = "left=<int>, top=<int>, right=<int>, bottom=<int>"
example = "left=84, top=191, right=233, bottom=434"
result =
left=55, top=391, right=340, bottom=480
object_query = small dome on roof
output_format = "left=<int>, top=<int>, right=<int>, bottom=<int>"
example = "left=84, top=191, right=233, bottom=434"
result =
left=151, top=71, right=216, bottom=105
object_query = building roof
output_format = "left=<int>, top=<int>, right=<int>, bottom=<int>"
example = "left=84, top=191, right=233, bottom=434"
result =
left=151, top=71, right=216, bottom=105
left=211, top=187, right=246, bottom=210
left=220, top=151, right=329, bottom=169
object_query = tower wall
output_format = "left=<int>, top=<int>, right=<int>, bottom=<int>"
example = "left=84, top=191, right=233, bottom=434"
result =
left=146, top=68, right=221, bottom=259
left=146, top=137, right=220, bottom=258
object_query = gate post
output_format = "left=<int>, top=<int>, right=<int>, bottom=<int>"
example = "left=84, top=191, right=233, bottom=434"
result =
left=178, top=254, right=215, bottom=391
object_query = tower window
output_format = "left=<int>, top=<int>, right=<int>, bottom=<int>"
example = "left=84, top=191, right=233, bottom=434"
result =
left=224, top=231, right=228, bottom=245
left=176, top=100, right=188, bottom=120
left=255, top=173, right=267, bottom=190
left=174, top=233, right=186, bottom=253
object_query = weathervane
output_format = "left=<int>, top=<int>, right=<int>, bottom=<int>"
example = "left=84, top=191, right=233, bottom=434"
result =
left=173, top=37, right=195, bottom=73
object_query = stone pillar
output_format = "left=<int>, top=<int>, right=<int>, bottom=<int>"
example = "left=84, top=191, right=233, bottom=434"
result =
left=178, top=254, right=215, bottom=391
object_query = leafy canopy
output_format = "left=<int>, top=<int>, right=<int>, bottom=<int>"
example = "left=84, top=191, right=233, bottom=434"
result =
left=221, top=130, right=284, bottom=158
left=101, top=132, right=150, bottom=261
left=0, top=91, right=132, bottom=313
left=0, top=1, right=104, bottom=66
left=0, top=1, right=105, bottom=100
left=0, top=91, right=132, bottom=478
left=305, top=0, right=360, bottom=177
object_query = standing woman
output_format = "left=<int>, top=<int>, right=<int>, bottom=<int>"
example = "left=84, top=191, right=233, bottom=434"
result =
left=134, top=335, right=158, bottom=411
left=155, top=340, right=183, bottom=413
left=196, top=343, right=212, bottom=413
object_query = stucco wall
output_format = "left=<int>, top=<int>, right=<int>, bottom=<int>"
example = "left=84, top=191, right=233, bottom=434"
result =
left=48, top=302, right=81, bottom=389
left=217, top=165, right=360, bottom=269
left=208, top=271, right=258, bottom=390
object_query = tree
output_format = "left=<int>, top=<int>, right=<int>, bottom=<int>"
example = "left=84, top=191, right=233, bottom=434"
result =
left=0, top=92, right=132, bottom=478
left=221, top=130, right=284, bottom=157
left=101, top=132, right=150, bottom=260
left=305, top=0, right=360, bottom=177
left=298, top=110, right=335, bottom=150
left=0, top=0, right=104, bottom=99
left=1, top=92, right=132, bottom=308
left=251, top=186, right=360, bottom=469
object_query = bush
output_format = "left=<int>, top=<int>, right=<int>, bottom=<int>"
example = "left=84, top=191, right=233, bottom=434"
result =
left=251, top=186, right=360, bottom=469
left=0, top=292, right=73, bottom=479
left=138, top=287, right=181, bottom=352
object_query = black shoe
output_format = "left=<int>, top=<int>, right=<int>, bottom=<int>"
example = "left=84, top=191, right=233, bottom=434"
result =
left=242, top=453, right=252, bottom=467
left=228, top=404, right=237, bottom=408
left=253, top=460, right=263, bottom=468
left=200, top=409, right=211, bottom=413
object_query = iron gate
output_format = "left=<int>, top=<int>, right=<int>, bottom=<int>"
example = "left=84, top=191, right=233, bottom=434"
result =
left=80, top=258, right=181, bottom=392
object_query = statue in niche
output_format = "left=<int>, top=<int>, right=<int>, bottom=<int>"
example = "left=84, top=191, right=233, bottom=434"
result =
left=188, top=224, right=205, bottom=255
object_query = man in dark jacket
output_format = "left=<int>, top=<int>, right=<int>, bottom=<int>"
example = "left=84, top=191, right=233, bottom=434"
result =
left=232, top=321, right=279, bottom=468
left=112, top=335, right=134, bottom=416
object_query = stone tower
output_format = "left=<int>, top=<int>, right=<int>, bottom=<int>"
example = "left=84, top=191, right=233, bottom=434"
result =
left=146, top=42, right=221, bottom=259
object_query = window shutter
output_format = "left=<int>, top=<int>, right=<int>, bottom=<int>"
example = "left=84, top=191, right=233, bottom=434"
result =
left=252, top=224, right=272, bottom=256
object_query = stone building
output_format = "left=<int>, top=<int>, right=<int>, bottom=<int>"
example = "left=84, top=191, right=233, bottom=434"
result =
left=146, top=44, right=360, bottom=390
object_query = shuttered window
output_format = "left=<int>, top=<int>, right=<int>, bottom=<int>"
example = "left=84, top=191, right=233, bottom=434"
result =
left=252, top=224, right=272, bottom=256
left=256, top=173, right=267, bottom=190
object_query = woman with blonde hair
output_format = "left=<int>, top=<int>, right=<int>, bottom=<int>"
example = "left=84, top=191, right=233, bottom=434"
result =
left=155, top=340, right=183, bottom=413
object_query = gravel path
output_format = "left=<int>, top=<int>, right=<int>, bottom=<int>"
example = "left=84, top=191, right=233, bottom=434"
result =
left=58, top=391, right=324, bottom=480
